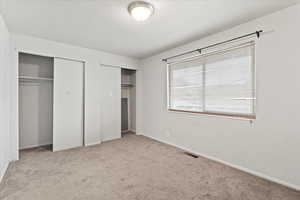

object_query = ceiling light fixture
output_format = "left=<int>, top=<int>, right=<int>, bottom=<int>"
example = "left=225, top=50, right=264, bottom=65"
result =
left=128, top=1, right=154, bottom=21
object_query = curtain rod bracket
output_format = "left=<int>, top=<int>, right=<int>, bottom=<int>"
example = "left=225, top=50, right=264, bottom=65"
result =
left=256, top=31, right=260, bottom=38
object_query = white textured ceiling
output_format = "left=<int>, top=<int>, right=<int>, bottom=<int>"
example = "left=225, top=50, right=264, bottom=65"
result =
left=1, top=0, right=299, bottom=58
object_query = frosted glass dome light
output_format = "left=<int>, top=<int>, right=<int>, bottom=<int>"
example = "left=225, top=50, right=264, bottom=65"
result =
left=128, top=1, right=154, bottom=21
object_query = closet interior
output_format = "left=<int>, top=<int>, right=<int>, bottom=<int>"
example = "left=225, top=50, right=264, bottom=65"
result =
left=121, top=69, right=136, bottom=136
left=18, top=53, right=54, bottom=151
left=18, top=53, right=85, bottom=152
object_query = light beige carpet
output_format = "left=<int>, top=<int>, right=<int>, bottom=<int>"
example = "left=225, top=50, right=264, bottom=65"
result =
left=0, top=134, right=299, bottom=200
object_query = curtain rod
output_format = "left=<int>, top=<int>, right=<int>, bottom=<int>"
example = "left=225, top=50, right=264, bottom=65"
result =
left=162, top=30, right=263, bottom=62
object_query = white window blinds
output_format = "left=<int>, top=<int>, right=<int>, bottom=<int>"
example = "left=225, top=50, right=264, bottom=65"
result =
left=168, top=41, right=255, bottom=118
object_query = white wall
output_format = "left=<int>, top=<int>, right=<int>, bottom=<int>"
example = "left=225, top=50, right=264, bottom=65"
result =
left=139, top=4, right=300, bottom=189
left=10, top=34, right=139, bottom=160
left=0, top=12, right=12, bottom=181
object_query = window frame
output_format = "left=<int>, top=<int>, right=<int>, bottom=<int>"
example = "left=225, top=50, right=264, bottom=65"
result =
left=166, top=42, right=256, bottom=119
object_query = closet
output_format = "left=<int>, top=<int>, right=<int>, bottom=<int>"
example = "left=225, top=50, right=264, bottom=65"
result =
left=18, top=53, right=84, bottom=152
left=121, top=69, right=136, bottom=136
left=19, top=53, right=54, bottom=150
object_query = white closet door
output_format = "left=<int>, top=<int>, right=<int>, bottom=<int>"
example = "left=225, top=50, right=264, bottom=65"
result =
left=100, top=65, right=121, bottom=141
left=53, top=58, right=84, bottom=151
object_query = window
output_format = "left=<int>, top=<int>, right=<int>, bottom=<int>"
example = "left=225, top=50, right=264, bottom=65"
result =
left=168, top=42, right=255, bottom=119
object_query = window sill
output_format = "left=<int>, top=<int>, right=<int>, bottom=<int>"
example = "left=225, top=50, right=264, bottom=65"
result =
left=168, top=109, right=256, bottom=120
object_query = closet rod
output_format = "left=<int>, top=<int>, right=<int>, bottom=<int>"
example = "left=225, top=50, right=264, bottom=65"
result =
left=162, top=30, right=263, bottom=62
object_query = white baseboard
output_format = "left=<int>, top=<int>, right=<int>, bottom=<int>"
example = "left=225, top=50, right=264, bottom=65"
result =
left=143, top=134, right=300, bottom=191
left=0, top=161, right=9, bottom=183
left=85, top=141, right=102, bottom=147
left=135, top=131, right=143, bottom=135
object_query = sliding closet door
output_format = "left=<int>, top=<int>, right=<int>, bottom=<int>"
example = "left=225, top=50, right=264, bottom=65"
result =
left=100, top=65, right=121, bottom=141
left=53, top=58, right=84, bottom=151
